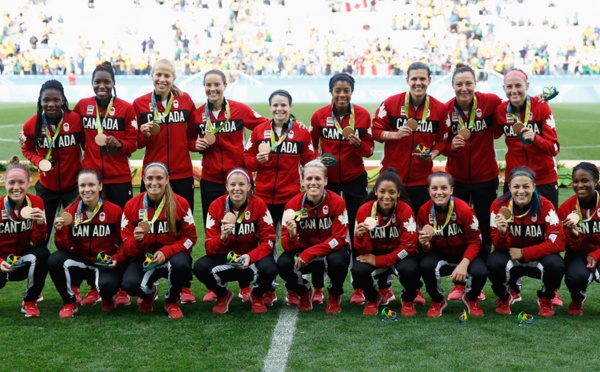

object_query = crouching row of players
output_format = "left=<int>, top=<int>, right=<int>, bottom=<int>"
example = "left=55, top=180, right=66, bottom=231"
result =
left=2, top=159, right=599, bottom=319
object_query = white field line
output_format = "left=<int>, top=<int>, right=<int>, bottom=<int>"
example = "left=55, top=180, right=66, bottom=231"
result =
left=263, top=306, right=299, bottom=372
left=0, top=138, right=18, bottom=142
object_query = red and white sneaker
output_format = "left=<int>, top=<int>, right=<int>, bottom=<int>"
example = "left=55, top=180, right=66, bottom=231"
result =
left=165, top=302, right=184, bottom=318
left=478, top=290, right=486, bottom=301
left=414, top=289, right=427, bottom=306
left=495, top=295, right=512, bottom=315
left=59, top=303, right=78, bottom=318
left=202, top=289, right=217, bottom=302
left=21, top=301, right=41, bottom=317
left=462, top=295, right=484, bottom=316
left=326, top=295, right=342, bottom=314
left=115, top=289, right=131, bottom=307
left=180, top=287, right=196, bottom=304
left=537, top=297, right=554, bottom=317
left=212, top=290, right=234, bottom=314
left=313, top=288, right=324, bottom=304
left=427, top=300, right=447, bottom=318
left=36, top=293, right=44, bottom=303
left=286, top=291, right=300, bottom=307
left=238, top=286, right=251, bottom=303
left=350, top=289, right=365, bottom=305
left=81, top=288, right=101, bottom=306
left=102, top=298, right=116, bottom=312
left=509, top=289, right=521, bottom=304
left=567, top=297, right=586, bottom=316
left=299, top=288, right=314, bottom=312
left=251, top=294, right=267, bottom=314
left=401, top=300, right=417, bottom=317
left=71, top=286, right=82, bottom=303
left=137, top=287, right=159, bottom=313
left=264, top=291, right=277, bottom=307
left=447, top=284, right=465, bottom=301
left=551, top=290, right=563, bottom=307
left=363, top=294, right=382, bottom=316
left=379, top=288, right=396, bottom=306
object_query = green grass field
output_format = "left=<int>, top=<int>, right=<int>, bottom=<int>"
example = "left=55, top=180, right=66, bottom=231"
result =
left=1, top=103, right=600, bottom=371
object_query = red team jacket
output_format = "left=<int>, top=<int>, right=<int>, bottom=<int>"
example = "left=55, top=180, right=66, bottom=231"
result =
left=281, top=191, right=349, bottom=264
left=0, top=194, right=46, bottom=263
left=558, top=194, right=600, bottom=262
left=444, top=92, right=502, bottom=183
left=21, top=111, right=84, bottom=192
left=54, top=199, right=123, bottom=262
left=120, top=193, right=197, bottom=262
left=372, top=93, right=449, bottom=187
left=494, top=96, right=560, bottom=185
left=310, top=104, right=374, bottom=183
left=244, top=121, right=317, bottom=205
left=204, top=195, right=276, bottom=263
left=190, top=99, right=269, bottom=184
left=491, top=196, right=565, bottom=262
left=417, top=197, right=481, bottom=261
left=74, top=96, right=138, bottom=184
left=354, top=200, right=417, bottom=268
left=133, top=92, right=197, bottom=180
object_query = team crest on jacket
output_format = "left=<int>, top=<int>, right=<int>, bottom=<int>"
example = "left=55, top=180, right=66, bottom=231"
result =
left=264, top=130, right=272, bottom=138
left=99, top=212, right=106, bottom=222
left=391, top=214, right=396, bottom=223
left=451, top=212, right=457, bottom=221
left=87, top=105, right=94, bottom=115
left=476, top=108, right=482, bottom=117
left=288, top=130, right=294, bottom=139
left=173, top=100, right=179, bottom=108
left=597, top=208, right=600, bottom=217
left=63, top=122, right=70, bottom=132
left=531, top=214, right=537, bottom=222
left=245, top=211, right=251, bottom=220
left=110, top=106, right=116, bottom=116
left=323, top=205, right=329, bottom=215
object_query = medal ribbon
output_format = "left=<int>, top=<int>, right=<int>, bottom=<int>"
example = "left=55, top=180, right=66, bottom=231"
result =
left=5, top=195, right=32, bottom=222
left=404, top=93, right=430, bottom=125
left=454, top=95, right=477, bottom=130
left=151, top=93, right=174, bottom=125
left=332, top=104, right=355, bottom=135
left=370, top=201, right=394, bottom=229
left=75, top=198, right=103, bottom=225
left=296, top=190, right=328, bottom=221
left=205, top=99, right=231, bottom=135
left=143, top=193, right=166, bottom=224
left=576, top=191, right=599, bottom=225
left=508, top=199, right=531, bottom=221
left=225, top=196, right=248, bottom=224
left=95, top=97, right=114, bottom=134
left=42, top=111, right=65, bottom=160
left=507, top=95, right=531, bottom=126
left=430, top=197, right=454, bottom=235
left=269, top=119, right=293, bottom=151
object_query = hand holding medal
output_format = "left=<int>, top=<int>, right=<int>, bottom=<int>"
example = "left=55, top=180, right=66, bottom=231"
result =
left=257, top=142, right=271, bottom=163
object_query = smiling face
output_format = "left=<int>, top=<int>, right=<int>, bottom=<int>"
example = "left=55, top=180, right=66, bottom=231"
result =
left=204, top=73, right=227, bottom=105
left=303, top=166, right=327, bottom=202
left=269, top=94, right=292, bottom=126
left=406, top=69, right=431, bottom=101
left=331, top=80, right=353, bottom=113
left=78, top=172, right=102, bottom=207
left=428, top=176, right=454, bottom=207
left=151, top=63, right=175, bottom=98
left=144, top=166, right=169, bottom=201
left=41, top=88, right=64, bottom=118
left=452, top=71, right=476, bottom=109
left=92, top=70, right=114, bottom=103
left=375, top=180, right=399, bottom=212
left=572, top=169, right=597, bottom=203
left=226, top=172, right=251, bottom=205
left=509, top=175, right=535, bottom=207
left=5, top=170, right=30, bottom=205
left=503, top=75, right=529, bottom=107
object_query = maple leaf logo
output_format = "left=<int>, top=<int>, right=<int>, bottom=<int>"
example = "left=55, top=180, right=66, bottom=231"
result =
left=403, top=216, right=416, bottom=233
left=377, top=103, right=387, bottom=118
left=184, top=209, right=195, bottom=225
left=545, top=209, right=559, bottom=226
left=470, top=216, right=479, bottom=231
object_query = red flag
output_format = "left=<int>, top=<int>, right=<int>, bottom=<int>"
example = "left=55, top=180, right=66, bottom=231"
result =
left=345, top=0, right=369, bottom=12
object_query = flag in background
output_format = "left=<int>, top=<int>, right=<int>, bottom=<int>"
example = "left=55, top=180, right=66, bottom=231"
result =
left=345, top=0, right=370, bottom=12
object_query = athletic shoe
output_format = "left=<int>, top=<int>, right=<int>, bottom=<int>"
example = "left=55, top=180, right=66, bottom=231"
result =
left=567, top=297, right=586, bottom=316
left=427, top=300, right=447, bottom=318
left=238, top=286, right=251, bottom=303
left=81, top=289, right=101, bottom=306
left=478, top=290, right=486, bottom=301
left=414, top=289, right=426, bottom=305
left=137, top=288, right=160, bottom=305
left=251, top=294, right=267, bottom=314
left=264, top=291, right=277, bottom=307
left=180, top=287, right=196, bottom=304
left=115, top=290, right=131, bottom=307
left=212, top=290, right=234, bottom=314
left=59, top=303, right=78, bottom=318
left=137, top=287, right=159, bottom=314
left=551, top=290, right=563, bottom=307
left=510, top=289, right=521, bottom=304
left=36, top=293, right=44, bottom=303
left=363, top=294, right=383, bottom=316
left=101, top=298, right=116, bottom=312
left=379, top=288, right=396, bottom=306
left=349, top=289, right=365, bottom=305
left=299, top=288, right=314, bottom=312
left=537, top=297, right=554, bottom=317
left=495, top=296, right=512, bottom=315
left=326, top=295, right=342, bottom=314
left=202, top=289, right=217, bottom=302
left=462, top=295, right=484, bottom=316
left=21, top=301, right=40, bottom=317
left=286, top=291, right=300, bottom=307
left=401, top=301, right=417, bottom=317
left=165, top=302, right=184, bottom=319
left=447, top=284, right=465, bottom=301
left=313, top=288, right=324, bottom=304
left=71, top=286, right=82, bottom=303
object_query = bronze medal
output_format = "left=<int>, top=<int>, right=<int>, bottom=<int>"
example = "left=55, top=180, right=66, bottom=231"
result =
left=20, top=206, right=33, bottom=219
left=422, top=224, right=434, bottom=236
left=94, top=133, right=107, bottom=146
left=38, top=159, right=52, bottom=172
left=406, top=118, right=418, bottom=131
left=458, top=128, right=471, bottom=140
left=204, top=132, right=216, bottom=145
left=61, top=212, right=73, bottom=226
left=342, top=126, right=354, bottom=139
left=513, top=122, right=524, bottom=134
left=283, top=209, right=296, bottom=223
left=498, top=206, right=512, bottom=220
left=567, top=213, right=580, bottom=225
left=364, top=217, right=377, bottom=230
left=138, top=220, right=151, bottom=233
left=258, top=142, right=271, bottom=154
left=149, top=123, right=161, bottom=135
left=223, top=212, right=237, bottom=225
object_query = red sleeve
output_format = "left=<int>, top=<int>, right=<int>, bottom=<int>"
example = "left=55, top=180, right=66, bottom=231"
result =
left=416, top=203, right=431, bottom=251
left=521, top=203, right=566, bottom=262
left=432, top=106, right=450, bottom=155
left=309, top=111, right=322, bottom=153
left=243, top=127, right=262, bottom=172
left=158, top=200, right=197, bottom=260
left=298, top=199, right=349, bottom=263
left=281, top=198, right=300, bottom=252
left=247, top=201, right=276, bottom=263
left=204, top=200, right=229, bottom=256
left=558, top=199, right=582, bottom=251
left=54, top=204, right=75, bottom=251
left=31, top=196, right=47, bottom=246
left=490, top=200, right=512, bottom=251
left=301, top=126, right=318, bottom=165
left=374, top=206, right=418, bottom=268
left=120, top=199, right=143, bottom=260
left=371, top=100, right=392, bottom=141
left=20, top=116, right=44, bottom=167
left=353, top=204, right=374, bottom=255
left=120, top=103, right=139, bottom=156
left=460, top=205, right=482, bottom=261
left=354, top=109, right=374, bottom=158
left=188, top=107, right=200, bottom=152
left=529, top=103, right=560, bottom=157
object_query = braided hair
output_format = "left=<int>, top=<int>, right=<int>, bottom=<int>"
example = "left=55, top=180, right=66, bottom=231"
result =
left=34, top=79, right=70, bottom=146
left=92, top=61, right=117, bottom=97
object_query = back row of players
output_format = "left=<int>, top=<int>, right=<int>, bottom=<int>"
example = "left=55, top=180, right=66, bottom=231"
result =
left=2, top=59, right=593, bottom=319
